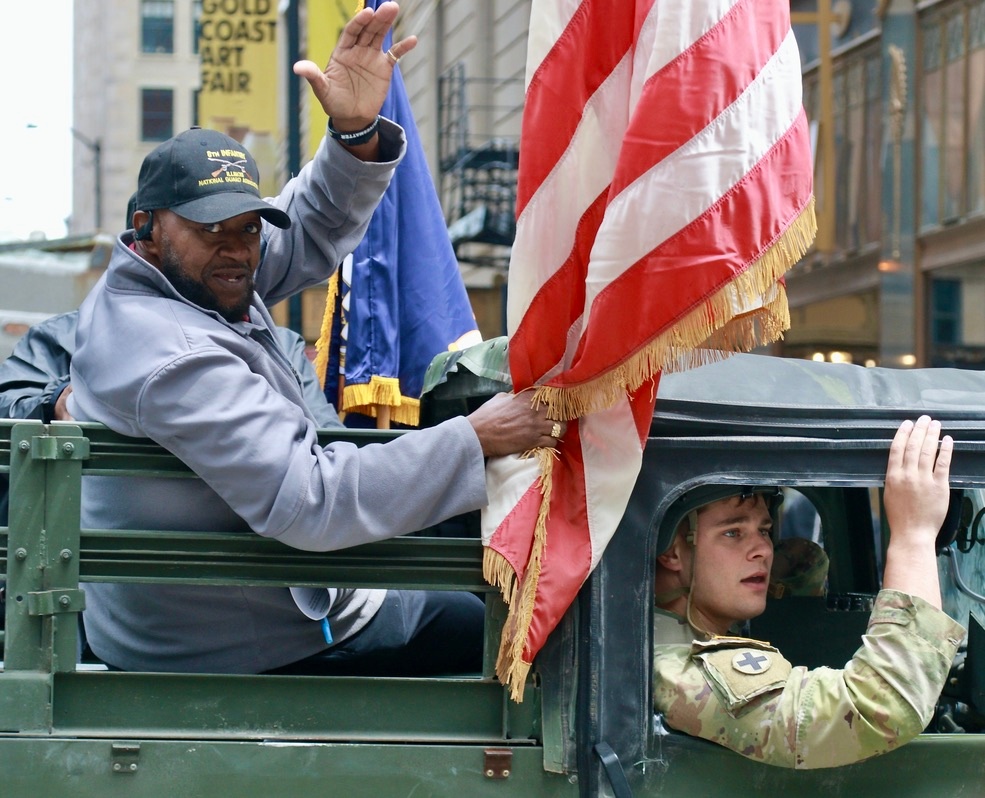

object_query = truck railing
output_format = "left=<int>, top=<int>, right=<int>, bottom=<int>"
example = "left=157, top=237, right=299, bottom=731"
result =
left=0, top=419, right=569, bottom=797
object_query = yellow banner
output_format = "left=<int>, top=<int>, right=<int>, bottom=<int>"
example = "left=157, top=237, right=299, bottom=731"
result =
left=305, top=1, right=353, bottom=164
left=198, top=0, right=281, bottom=195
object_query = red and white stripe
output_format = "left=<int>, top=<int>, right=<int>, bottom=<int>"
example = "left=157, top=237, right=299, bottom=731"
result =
left=483, top=0, right=814, bottom=699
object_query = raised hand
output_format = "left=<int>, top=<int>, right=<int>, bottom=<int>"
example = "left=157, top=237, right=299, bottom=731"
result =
left=884, top=415, right=952, bottom=545
left=882, top=415, right=953, bottom=608
left=293, top=2, right=417, bottom=130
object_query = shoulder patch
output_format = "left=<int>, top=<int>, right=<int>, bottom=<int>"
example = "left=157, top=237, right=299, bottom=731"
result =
left=690, top=638, right=791, bottom=716
left=731, top=649, right=774, bottom=674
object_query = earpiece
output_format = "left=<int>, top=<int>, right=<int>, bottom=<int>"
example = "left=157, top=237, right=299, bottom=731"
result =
left=135, top=210, right=154, bottom=241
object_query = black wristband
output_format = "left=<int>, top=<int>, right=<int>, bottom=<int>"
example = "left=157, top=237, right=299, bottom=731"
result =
left=327, top=116, right=380, bottom=146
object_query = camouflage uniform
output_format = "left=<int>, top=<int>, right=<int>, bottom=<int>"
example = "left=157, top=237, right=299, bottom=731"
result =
left=653, top=590, right=965, bottom=769
left=768, top=538, right=829, bottom=598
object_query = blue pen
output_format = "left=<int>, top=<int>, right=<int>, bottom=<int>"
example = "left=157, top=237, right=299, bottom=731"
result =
left=321, top=616, right=333, bottom=645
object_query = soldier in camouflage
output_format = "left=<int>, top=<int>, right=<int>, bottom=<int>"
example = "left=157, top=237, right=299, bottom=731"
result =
left=652, top=416, right=966, bottom=768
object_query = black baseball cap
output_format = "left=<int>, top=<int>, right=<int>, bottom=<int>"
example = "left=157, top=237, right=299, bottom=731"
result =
left=135, top=128, right=291, bottom=229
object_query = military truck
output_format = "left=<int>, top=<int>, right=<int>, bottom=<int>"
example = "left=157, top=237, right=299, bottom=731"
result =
left=2, top=351, right=985, bottom=796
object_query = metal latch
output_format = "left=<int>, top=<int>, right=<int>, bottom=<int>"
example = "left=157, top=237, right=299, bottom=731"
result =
left=27, top=435, right=90, bottom=460
left=27, top=589, right=86, bottom=617
left=483, top=748, right=512, bottom=779
left=111, top=743, right=140, bottom=774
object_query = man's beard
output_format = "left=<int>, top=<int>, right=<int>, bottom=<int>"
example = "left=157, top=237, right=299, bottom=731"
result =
left=157, top=235, right=255, bottom=323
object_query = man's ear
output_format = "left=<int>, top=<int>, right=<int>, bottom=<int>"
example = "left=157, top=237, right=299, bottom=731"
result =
left=133, top=210, right=155, bottom=243
left=657, top=536, right=687, bottom=574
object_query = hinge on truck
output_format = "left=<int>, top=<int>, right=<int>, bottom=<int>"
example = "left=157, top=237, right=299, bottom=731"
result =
left=111, top=743, right=141, bottom=774
left=483, top=748, right=512, bottom=779
left=27, top=589, right=86, bottom=617
left=25, top=434, right=90, bottom=460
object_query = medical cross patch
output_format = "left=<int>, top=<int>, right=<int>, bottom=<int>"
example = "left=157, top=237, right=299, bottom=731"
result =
left=732, top=650, right=772, bottom=674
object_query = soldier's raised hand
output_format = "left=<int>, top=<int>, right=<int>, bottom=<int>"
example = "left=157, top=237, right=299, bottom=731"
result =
left=882, top=415, right=953, bottom=608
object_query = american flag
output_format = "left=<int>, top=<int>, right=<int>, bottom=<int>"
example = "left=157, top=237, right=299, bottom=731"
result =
left=482, top=0, right=816, bottom=700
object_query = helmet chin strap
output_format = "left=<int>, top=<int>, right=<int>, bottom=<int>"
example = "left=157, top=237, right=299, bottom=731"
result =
left=653, top=585, right=688, bottom=605
left=685, top=588, right=717, bottom=640
left=683, top=516, right=718, bottom=640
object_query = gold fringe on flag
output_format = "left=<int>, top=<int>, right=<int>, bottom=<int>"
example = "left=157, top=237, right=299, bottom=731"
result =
left=313, top=270, right=341, bottom=391
left=533, top=199, right=817, bottom=423
left=484, top=447, right=557, bottom=701
left=342, top=376, right=421, bottom=426
left=483, top=547, right=519, bottom=606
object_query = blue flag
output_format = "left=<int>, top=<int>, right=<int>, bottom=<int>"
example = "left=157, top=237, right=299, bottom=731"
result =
left=316, top=2, right=480, bottom=427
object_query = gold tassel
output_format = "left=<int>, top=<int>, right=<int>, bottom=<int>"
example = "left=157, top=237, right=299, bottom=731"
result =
left=533, top=199, right=816, bottom=421
left=483, top=547, right=519, bottom=606
left=494, top=447, right=555, bottom=702
left=313, top=270, right=340, bottom=391
left=341, top=376, right=421, bottom=426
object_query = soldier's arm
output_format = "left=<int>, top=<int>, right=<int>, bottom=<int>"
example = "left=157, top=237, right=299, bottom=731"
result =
left=882, top=416, right=952, bottom=609
left=654, top=595, right=964, bottom=769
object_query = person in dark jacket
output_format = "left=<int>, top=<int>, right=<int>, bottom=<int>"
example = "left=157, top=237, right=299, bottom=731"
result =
left=0, top=310, right=341, bottom=637
left=0, top=311, right=341, bottom=428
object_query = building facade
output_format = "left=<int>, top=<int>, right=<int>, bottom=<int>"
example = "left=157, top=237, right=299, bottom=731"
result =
left=72, top=0, right=201, bottom=236
left=70, top=0, right=529, bottom=339
left=786, top=0, right=985, bottom=369
left=72, top=1, right=985, bottom=362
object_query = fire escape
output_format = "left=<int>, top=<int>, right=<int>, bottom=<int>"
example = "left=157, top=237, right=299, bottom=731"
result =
left=437, top=63, right=523, bottom=272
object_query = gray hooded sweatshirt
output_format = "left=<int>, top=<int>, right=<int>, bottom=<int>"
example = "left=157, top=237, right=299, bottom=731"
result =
left=68, top=122, right=488, bottom=673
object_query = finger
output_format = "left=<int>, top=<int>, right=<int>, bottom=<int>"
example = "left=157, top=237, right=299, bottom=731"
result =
left=935, top=434, right=954, bottom=481
left=293, top=59, right=324, bottom=81
left=918, top=418, right=942, bottom=467
left=902, top=415, right=931, bottom=469
left=386, top=35, right=418, bottom=62
left=354, top=26, right=381, bottom=49
left=337, top=6, right=375, bottom=50
left=356, top=2, right=400, bottom=47
left=887, top=418, right=914, bottom=472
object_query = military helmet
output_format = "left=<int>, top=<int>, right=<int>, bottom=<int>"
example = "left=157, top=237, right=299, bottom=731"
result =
left=658, top=485, right=784, bottom=552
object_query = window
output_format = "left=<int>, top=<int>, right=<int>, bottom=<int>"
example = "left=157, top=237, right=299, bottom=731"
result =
left=863, top=56, right=883, bottom=245
left=141, top=88, right=174, bottom=142
left=141, top=0, right=174, bottom=54
left=927, top=267, right=985, bottom=368
left=919, top=1, right=985, bottom=228
left=921, top=17, right=943, bottom=227
left=932, top=278, right=962, bottom=348
left=968, top=3, right=985, bottom=214
left=803, top=43, right=882, bottom=256
left=192, top=0, right=203, bottom=55
left=943, top=13, right=967, bottom=221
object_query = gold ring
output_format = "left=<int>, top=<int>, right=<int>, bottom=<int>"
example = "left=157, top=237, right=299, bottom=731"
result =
left=550, top=421, right=562, bottom=439
left=385, top=48, right=399, bottom=65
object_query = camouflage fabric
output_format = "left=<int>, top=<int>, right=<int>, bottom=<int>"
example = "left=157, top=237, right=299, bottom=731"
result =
left=768, top=538, right=829, bottom=598
left=653, top=590, right=966, bottom=769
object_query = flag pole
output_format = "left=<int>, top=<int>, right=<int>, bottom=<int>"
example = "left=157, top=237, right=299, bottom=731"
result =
left=376, top=405, right=391, bottom=430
